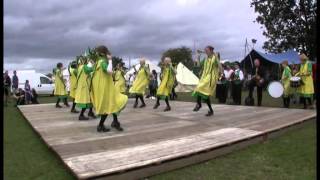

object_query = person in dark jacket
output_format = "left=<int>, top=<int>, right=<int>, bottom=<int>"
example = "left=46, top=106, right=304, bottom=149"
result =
left=247, top=59, right=266, bottom=106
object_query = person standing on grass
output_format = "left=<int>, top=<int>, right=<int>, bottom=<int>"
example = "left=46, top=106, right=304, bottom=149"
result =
left=91, top=45, right=128, bottom=132
left=129, top=58, right=150, bottom=108
left=280, top=60, right=292, bottom=108
left=12, top=70, right=19, bottom=94
left=68, top=60, right=79, bottom=113
left=295, top=53, right=314, bottom=109
left=192, top=46, right=220, bottom=116
left=113, top=62, right=126, bottom=94
left=3, top=71, right=11, bottom=106
left=54, top=63, right=69, bottom=108
left=153, top=57, right=176, bottom=111
left=231, top=62, right=244, bottom=105
left=24, top=80, right=32, bottom=104
left=75, top=56, right=96, bottom=120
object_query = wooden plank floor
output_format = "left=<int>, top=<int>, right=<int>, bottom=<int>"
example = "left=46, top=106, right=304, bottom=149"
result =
left=18, top=99, right=316, bottom=180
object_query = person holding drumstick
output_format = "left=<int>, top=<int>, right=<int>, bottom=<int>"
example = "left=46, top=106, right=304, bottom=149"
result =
left=280, top=60, right=292, bottom=108
left=192, top=46, right=220, bottom=116
left=295, top=53, right=314, bottom=109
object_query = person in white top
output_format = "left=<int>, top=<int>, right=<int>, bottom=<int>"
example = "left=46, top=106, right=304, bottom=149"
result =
left=231, top=62, right=244, bottom=105
left=224, top=64, right=234, bottom=100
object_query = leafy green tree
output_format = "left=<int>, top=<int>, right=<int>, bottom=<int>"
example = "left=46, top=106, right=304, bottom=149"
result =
left=161, top=46, right=194, bottom=69
left=251, top=0, right=317, bottom=60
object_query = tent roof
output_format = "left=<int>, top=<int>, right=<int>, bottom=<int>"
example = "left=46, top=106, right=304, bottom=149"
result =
left=125, top=60, right=161, bottom=80
left=176, top=62, right=199, bottom=85
left=253, top=49, right=300, bottom=64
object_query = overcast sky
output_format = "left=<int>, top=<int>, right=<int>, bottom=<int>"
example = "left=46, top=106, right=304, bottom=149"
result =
left=4, top=0, right=266, bottom=73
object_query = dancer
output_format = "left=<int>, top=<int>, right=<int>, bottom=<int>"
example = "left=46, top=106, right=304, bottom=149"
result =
left=75, top=56, right=96, bottom=120
left=69, top=61, right=79, bottom=113
left=129, top=58, right=150, bottom=108
left=153, top=57, right=176, bottom=111
left=113, top=62, right=126, bottom=94
left=91, top=45, right=128, bottom=132
left=192, top=46, right=220, bottom=116
left=280, top=60, right=292, bottom=108
left=295, top=53, right=314, bottom=109
left=54, top=63, right=69, bottom=108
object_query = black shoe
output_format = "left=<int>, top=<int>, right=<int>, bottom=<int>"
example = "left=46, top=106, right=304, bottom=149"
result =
left=133, top=102, right=138, bottom=108
left=164, top=106, right=171, bottom=111
left=88, top=112, right=96, bottom=119
left=71, top=109, right=79, bottom=113
left=139, top=103, right=146, bottom=108
left=97, top=125, right=110, bottom=132
left=205, top=111, right=214, bottom=116
left=56, top=104, right=62, bottom=108
left=193, top=105, right=201, bottom=111
left=111, top=123, right=124, bottom=131
left=153, top=103, right=160, bottom=109
left=79, top=115, right=89, bottom=120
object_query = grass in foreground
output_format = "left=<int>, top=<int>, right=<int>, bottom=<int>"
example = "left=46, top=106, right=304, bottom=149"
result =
left=4, top=95, right=316, bottom=180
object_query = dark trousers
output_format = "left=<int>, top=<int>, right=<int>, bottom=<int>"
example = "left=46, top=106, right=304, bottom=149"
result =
left=216, top=83, right=227, bottom=103
left=248, top=80, right=263, bottom=106
left=232, top=82, right=242, bottom=105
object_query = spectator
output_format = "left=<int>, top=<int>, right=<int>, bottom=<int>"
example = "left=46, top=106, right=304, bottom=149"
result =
left=12, top=70, right=19, bottom=93
left=148, top=70, right=158, bottom=99
left=31, top=88, right=39, bottom=104
left=3, top=71, right=11, bottom=106
left=13, top=88, right=25, bottom=106
left=24, top=80, right=32, bottom=104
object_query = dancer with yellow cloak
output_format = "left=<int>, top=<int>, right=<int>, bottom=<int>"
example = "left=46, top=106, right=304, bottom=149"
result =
left=68, top=60, right=79, bottom=113
left=113, top=62, right=126, bottom=94
left=54, top=62, right=69, bottom=108
left=75, top=56, right=96, bottom=120
left=91, top=45, right=128, bottom=132
left=280, top=60, right=292, bottom=108
left=129, top=58, right=150, bottom=108
left=153, top=57, right=176, bottom=111
left=295, top=53, right=314, bottom=109
left=192, top=46, right=220, bottom=116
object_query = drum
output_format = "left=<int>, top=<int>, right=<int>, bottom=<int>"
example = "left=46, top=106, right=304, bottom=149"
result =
left=290, top=76, right=301, bottom=88
left=267, top=81, right=284, bottom=98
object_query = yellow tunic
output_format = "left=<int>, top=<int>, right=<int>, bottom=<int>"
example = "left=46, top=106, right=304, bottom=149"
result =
left=75, top=65, right=93, bottom=108
left=69, top=67, right=77, bottom=99
left=114, top=69, right=126, bottom=93
left=192, top=55, right=219, bottom=99
left=54, top=69, right=67, bottom=97
left=157, top=66, right=175, bottom=98
left=129, top=66, right=150, bottom=95
left=281, top=66, right=292, bottom=97
left=91, top=58, right=128, bottom=115
left=297, top=61, right=314, bottom=97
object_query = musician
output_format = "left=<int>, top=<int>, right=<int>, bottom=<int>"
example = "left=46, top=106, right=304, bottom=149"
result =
left=224, top=63, right=234, bottom=101
left=91, top=45, right=127, bottom=132
left=216, top=64, right=227, bottom=103
left=153, top=57, right=176, bottom=111
left=192, top=46, right=220, bottom=116
left=129, top=58, right=150, bottom=108
left=113, top=62, right=126, bottom=94
left=295, top=53, right=314, bottom=109
left=54, top=63, right=69, bottom=108
left=280, top=60, right=292, bottom=108
left=69, top=60, right=79, bottom=113
left=231, top=62, right=244, bottom=105
left=75, top=56, right=96, bottom=120
left=248, top=58, right=266, bottom=106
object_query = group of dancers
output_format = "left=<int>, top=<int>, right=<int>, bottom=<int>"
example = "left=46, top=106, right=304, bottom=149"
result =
left=53, top=45, right=215, bottom=133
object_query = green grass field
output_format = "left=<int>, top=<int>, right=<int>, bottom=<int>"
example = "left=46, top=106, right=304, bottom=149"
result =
left=4, top=92, right=316, bottom=180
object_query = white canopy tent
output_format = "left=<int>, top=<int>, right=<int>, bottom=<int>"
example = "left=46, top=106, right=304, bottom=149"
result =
left=175, top=62, right=199, bottom=92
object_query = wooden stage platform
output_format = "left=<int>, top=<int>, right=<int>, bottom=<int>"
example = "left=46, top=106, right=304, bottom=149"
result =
left=18, top=99, right=316, bottom=180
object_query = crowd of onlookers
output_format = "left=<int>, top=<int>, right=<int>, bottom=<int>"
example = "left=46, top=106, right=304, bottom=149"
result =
left=3, top=70, right=39, bottom=107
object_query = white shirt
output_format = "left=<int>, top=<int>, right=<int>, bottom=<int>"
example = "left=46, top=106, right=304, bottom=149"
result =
left=234, top=69, right=244, bottom=80
left=224, top=69, right=234, bottom=80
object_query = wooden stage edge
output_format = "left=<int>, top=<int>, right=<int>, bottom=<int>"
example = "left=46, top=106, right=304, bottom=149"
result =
left=17, top=100, right=316, bottom=180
